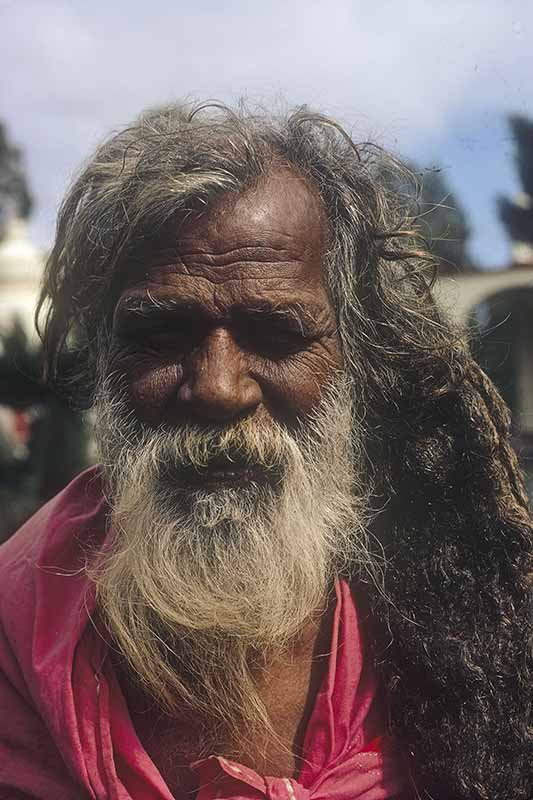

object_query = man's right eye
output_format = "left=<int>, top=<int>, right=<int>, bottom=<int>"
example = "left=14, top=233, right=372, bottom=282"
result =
left=120, top=320, right=204, bottom=352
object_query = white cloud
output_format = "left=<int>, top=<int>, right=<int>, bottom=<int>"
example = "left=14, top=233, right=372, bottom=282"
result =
left=2, top=0, right=532, bottom=262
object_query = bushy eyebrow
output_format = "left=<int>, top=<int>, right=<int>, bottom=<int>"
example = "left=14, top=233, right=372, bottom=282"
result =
left=114, top=294, right=324, bottom=335
left=117, top=294, right=196, bottom=318
left=237, top=303, right=317, bottom=335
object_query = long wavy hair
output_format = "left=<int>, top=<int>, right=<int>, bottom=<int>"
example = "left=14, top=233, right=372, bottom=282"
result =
left=37, top=102, right=533, bottom=799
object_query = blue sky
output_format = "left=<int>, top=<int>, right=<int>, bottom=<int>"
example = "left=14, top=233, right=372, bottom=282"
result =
left=2, top=0, right=532, bottom=269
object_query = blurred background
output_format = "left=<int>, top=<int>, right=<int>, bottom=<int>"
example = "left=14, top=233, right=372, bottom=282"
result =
left=1, top=0, right=532, bottom=540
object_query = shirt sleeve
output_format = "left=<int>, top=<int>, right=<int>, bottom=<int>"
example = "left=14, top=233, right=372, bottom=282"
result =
left=0, top=623, right=89, bottom=800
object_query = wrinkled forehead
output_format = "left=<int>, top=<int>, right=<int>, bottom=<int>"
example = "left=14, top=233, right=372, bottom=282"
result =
left=178, top=166, right=328, bottom=251
left=119, top=166, right=330, bottom=285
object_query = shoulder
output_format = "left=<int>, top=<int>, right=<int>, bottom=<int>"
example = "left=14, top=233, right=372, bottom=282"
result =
left=0, top=465, right=107, bottom=572
left=0, top=466, right=108, bottom=668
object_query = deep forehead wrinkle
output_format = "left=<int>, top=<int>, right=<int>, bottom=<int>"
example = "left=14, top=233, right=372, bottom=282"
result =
left=134, top=263, right=313, bottom=288
left=176, top=241, right=307, bottom=265
left=138, top=239, right=305, bottom=264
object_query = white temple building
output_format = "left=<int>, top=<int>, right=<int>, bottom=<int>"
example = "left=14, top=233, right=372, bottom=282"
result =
left=0, top=216, right=45, bottom=339
left=437, top=264, right=533, bottom=436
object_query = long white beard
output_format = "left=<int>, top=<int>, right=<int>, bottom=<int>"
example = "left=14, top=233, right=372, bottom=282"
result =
left=91, top=377, right=370, bottom=749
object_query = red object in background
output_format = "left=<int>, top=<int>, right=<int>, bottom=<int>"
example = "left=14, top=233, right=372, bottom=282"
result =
left=0, top=404, right=33, bottom=460
left=13, top=408, right=31, bottom=446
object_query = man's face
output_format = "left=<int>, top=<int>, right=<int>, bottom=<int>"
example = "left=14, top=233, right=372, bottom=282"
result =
left=93, top=168, right=370, bottom=735
left=110, top=167, right=343, bottom=443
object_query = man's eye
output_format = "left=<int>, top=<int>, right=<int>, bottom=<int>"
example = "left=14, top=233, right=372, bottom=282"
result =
left=244, top=326, right=309, bottom=357
left=124, top=322, right=201, bottom=352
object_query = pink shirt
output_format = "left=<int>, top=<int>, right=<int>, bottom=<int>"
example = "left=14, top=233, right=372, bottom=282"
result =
left=0, top=469, right=403, bottom=799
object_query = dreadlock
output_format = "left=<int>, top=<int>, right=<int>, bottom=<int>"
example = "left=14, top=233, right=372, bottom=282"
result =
left=366, top=354, right=532, bottom=798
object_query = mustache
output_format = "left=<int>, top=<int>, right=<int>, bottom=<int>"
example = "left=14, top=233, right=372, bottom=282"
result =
left=128, top=415, right=296, bottom=483
left=94, top=374, right=358, bottom=500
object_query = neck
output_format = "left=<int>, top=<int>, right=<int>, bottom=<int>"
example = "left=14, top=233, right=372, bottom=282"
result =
left=116, top=595, right=336, bottom=793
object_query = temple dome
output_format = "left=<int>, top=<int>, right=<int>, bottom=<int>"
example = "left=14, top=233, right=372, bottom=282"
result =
left=0, top=217, right=45, bottom=337
left=0, top=217, right=44, bottom=286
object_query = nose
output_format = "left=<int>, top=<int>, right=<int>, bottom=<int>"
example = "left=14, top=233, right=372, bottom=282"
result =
left=176, top=327, right=263, bottom=422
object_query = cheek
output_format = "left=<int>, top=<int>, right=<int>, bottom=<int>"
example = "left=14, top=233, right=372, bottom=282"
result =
left=259, top=343, right=343, bottom=419
left=110, top=350, right=183, bottom=426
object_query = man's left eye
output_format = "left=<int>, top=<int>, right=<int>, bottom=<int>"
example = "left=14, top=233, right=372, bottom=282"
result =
left=129, top=320, right=205, bottom=352
left=245, top=327, right=310, bottom=357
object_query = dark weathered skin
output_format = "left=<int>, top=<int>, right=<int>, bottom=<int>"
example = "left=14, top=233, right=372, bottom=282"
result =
left=111, top=167, right=343, bottom=430
left=112, top=169, right=346, bottom=792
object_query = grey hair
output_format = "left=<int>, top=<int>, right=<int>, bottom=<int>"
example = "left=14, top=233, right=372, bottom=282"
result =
left=37, top=100, right=458, bottom=415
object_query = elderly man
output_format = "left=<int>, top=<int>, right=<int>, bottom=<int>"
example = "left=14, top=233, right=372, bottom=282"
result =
left=0, top=104, right=531, bottom=800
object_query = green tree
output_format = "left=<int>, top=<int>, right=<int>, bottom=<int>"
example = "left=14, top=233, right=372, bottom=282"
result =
left=498, top=115, right=533, bottom=246
left=0, top=121, right=33, bottom=239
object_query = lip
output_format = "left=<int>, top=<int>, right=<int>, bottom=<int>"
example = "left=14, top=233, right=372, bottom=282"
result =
left=161, top=457, right=282, bottom=491
left=163, top=457, right=283, bottom=490
left=187, top=464, right=270, bottom=489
